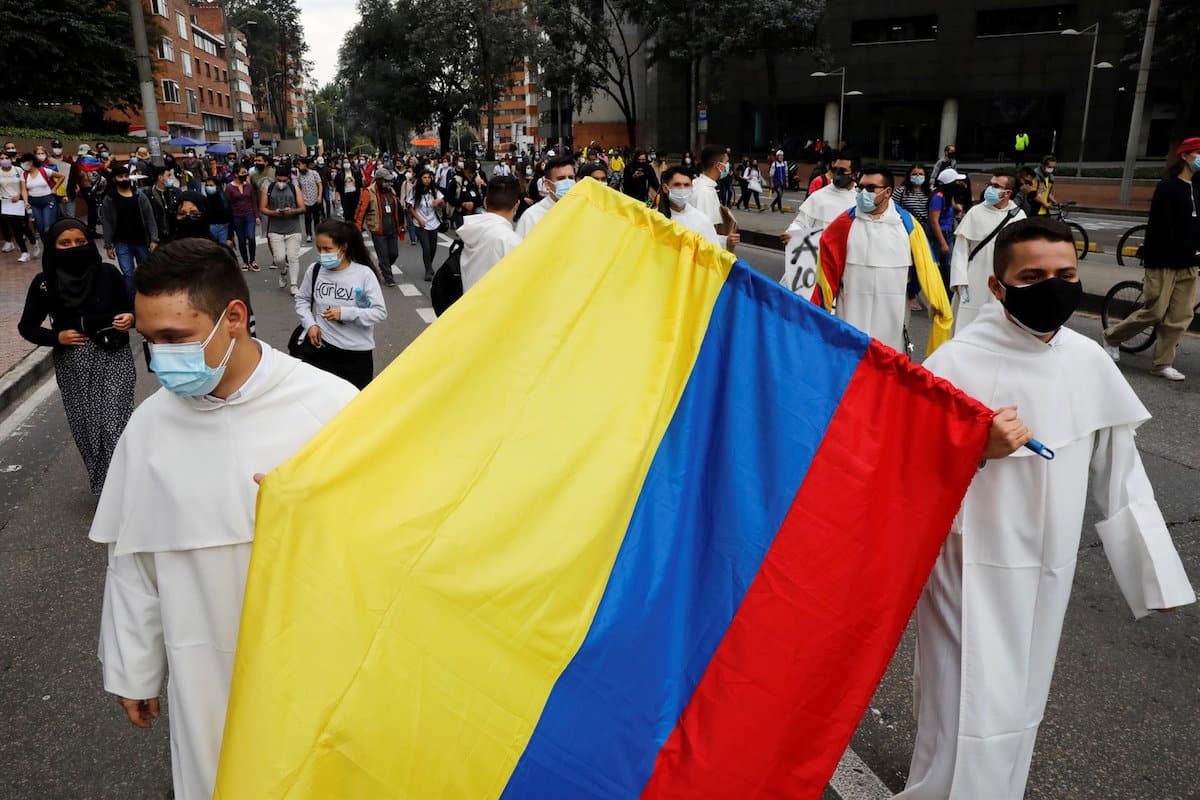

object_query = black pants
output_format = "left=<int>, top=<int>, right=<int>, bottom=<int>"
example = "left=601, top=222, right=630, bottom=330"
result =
left=1, top=214, right=28, bottom=251
left=371, top=233, right=399, bottom=285
left=340, top=191, right=359, bottom=223
left=304, top=203, right=323, bottom=237
left=414, top=227, right=438, bottom=275
left=305, top=343, right=373, bottom=390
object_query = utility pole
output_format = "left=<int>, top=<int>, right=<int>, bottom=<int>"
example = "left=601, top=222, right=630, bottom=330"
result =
left=1119, top=0, right=1160, bottom=206
left=129, top=0, right=164, bottom=166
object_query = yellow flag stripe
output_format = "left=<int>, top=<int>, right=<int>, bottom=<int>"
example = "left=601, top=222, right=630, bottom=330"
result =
left=215, top=179, right=734, bottom=798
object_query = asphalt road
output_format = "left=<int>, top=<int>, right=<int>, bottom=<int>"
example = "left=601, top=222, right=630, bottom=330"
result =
left=1, top=226, right=1196, bottom=800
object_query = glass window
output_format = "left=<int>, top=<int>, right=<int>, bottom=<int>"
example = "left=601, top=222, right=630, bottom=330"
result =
left=161, top=80, right=180, bottom=104
left=157, top=38, right=174, bottom=62
left=181, top=52, right=192, bottom=77
left=176, top=12, right=187, bottom=38
left=186, top=89, right=197, bottom=114
left=151, top=0, right=168, bottom=18
left=976, top=4, right=1076, bottom=37
left=850, top=15, right=938, bottom=44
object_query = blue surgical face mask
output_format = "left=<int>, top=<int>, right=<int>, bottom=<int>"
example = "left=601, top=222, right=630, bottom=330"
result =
left=1190, top=155, right=1200, bottom=172
left=204, top=186, right=217, bottom=195
left=856, top=187, right=878, bottom=214
left=318, top=251, right=341, bottom=268
left=983, top=185, right=1003, bottom=206
left=668, top=188, right=692, bottom=206
left=720, top=162, right=731, bottom=179
left=148, top=308, right=236, bottom=397
left=910, top=175, right=925, bottom=186
left=552, top=177, right=575, bottom=198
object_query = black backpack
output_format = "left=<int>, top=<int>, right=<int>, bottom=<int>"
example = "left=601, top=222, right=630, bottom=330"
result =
left=431, top=240, right=465, bottom=316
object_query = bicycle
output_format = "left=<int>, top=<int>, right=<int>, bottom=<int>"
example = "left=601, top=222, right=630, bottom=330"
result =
left=1046, top=202, right=1090, bottom=260
left=1100, top=279, right=1200, bottom=354
left=1116, top=222, right=1148, bottom=267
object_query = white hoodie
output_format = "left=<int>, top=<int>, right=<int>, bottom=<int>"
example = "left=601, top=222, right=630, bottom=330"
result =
left=459, top=212, right=523, bottom=292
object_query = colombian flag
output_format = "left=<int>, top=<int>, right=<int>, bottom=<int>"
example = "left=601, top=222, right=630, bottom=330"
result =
left=216, top=179, right=992, bottom=799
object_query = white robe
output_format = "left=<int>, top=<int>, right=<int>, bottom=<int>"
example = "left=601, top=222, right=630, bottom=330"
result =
left=668, top=202, right=722, bottom=248
left=835, top=202, right=914, bottom=353
left=949, top=202, right=1026, bottom=334
left=688, top=174, right=726, bottom=250
left=899, top=304, right=1195, bottom=799
left=515, top=196, right=555, bottom=239
left=90, top=344, right=358, bottom=800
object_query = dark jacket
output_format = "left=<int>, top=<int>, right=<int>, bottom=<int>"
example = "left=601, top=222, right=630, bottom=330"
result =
left=1144, top=174, right=1200, bottom=269
left=101, top=190, right=159, bottom=248
left=18, top=263, right=133, bottom=349
left=143, top=185, right=180, bottom=241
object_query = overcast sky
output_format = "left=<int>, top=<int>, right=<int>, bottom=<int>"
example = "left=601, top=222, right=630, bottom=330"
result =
left=300, top=0, right=356, bottom=87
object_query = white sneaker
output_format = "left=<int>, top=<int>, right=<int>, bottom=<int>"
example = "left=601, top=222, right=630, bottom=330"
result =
left=1, top=241, right=13, bottom=253
left=32, top=241, right=42, bottom=258
left=1150, top=366, right=1185, bottom=381
left=1102, top=342, right=1120, bottom=362
left=17, top=252, right=30, bottom=263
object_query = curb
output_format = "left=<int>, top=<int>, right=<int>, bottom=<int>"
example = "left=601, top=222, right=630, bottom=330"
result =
left=0, top=348, right=55, bottom=419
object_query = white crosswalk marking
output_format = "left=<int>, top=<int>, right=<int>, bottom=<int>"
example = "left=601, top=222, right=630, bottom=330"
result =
left=415, top=308, right=438, bottom=324
left=397, top=283, right=422, bottom=297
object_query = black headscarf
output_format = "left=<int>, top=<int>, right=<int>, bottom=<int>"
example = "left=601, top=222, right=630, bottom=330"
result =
left=173, top=191, right=210, bottom=240
left=42, top=218, right=99, bottom=313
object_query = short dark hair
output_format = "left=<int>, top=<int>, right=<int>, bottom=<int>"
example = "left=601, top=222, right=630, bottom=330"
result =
left=137, top=238, right=251, bottom=321
left=485, top=175, right=521, bottom=209
left=544, top=154, right=575, bottom=177
left=858, top=163, right=894, bottom=187
left=832, top=151, right=860, bottom=173
left=991, top=170, right=1017, bottom=190
left=700, top=144, right=726, bottom=171
left=661, top=166, right=692, bottom=184
left=992, top=218, right=1076, bottom=279
left=1041, top=153, right=1057, bottom=164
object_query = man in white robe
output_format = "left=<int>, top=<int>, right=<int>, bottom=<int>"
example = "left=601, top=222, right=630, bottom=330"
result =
left=90, top=238, right=358, bottom=800
left=899, top=218, right=1195, bottom=799
left=660, top=167, right=739, bottom=251
left=779, top=156, right=857, bottom=295
left=813, top=164, right=952, bottom=355
left=688, top=144, right=735, bottom=251
left=515, top=155, right=575, bottom=239
left=950, top=170, right=1026, bottom=334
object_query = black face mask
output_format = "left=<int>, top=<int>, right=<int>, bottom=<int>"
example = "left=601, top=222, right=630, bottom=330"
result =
left=832, top=173, right=853, bottom=189
left=174, top=215, right=208, bottom=239
left=114, top=179, right=131, bottom=188
left=1000, top=277, right=1082, bottom=335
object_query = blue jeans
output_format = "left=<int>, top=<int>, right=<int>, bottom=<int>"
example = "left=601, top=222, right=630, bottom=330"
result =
left=231, top=214, right=256, bottom=265
left=114, top=242, right=149, bottom=297
left=29, top=195, right=58, bottom=241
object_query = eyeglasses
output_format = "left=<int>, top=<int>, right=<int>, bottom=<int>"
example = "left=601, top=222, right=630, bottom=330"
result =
left=858, top=184, right=889, bottom=193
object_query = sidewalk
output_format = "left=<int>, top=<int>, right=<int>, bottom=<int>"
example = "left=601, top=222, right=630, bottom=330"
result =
left=1, top=245, right=46, bottom=381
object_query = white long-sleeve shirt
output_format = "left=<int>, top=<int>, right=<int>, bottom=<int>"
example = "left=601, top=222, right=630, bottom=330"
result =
left=295, top=261, right=387, bottom=351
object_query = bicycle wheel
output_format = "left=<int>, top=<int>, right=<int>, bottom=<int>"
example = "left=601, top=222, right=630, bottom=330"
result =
left=1067, top=221, right=1089, bottom=260
left=1116, top=223, right=1148, bottom=267
left=1100, top=279, right=1156, bottom=354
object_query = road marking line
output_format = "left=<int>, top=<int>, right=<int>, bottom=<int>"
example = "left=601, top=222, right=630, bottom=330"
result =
left=415, top=307, right=438, bottom=324
left=0, top=377, right=59, bottom=444
left=398, top=283, right=422, bottom=297
left=830, top=747, right=893, bottom=799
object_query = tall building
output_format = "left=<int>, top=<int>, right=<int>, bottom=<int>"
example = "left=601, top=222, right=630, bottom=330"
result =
left=644, top=0, right=1179, bottom=163
left=491, top=57, right=540, bottom=153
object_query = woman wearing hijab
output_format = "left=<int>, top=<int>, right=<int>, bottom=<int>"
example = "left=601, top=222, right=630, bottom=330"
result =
left=171, top=191, right=213, bottom=242
left=17, top=219, right=135, bottom=495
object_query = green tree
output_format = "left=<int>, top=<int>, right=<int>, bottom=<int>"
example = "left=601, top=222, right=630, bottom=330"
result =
left=0, top=0, right=146, bottom=130
left=527, top=0, right=649, bottom=149
left=227, top=0, right=308, bottom=137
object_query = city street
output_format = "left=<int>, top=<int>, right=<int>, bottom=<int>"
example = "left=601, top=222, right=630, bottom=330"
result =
left=1, top=228, right=1198, bottom=799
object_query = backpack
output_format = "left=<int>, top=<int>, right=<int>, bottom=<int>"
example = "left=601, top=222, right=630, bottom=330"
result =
left=431, top=240, right=465, bottom=316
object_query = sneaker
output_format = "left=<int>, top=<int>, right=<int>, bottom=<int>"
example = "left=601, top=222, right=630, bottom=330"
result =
left=908, top=297, right=924, bottom=312
left=250, top=262, right=260, bottom=272
left=241, top=263, right=249, bottom=271
left=424, top=270, right=434, bottom=282
left=1101, top=339, right=1120, bottom=362
left=409, top=240, right=417, bottom=246
left=32, top=241, right=42, bottom=258
left=269, top=263, right=278, bottom=269
left=17, top=252, right=30, bottom=263
left=1150, top=366, right=1185, bottom=381
left=289, top=286, right=298, bottom=297
left=1, top=241, right=13, bottom=253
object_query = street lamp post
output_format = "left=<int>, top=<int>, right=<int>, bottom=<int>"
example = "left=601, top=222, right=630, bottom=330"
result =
left=1062, top=24, right=1113, bottom=177
left=1120, top=0, right=1161, bottom=206
left=810, top=68, right=862, bottom=147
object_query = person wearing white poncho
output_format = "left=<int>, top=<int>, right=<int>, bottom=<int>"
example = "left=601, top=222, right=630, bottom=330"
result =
left=949, top=171, right=1026, bottom=334
left=898, top=218, right=1195, bottom=800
